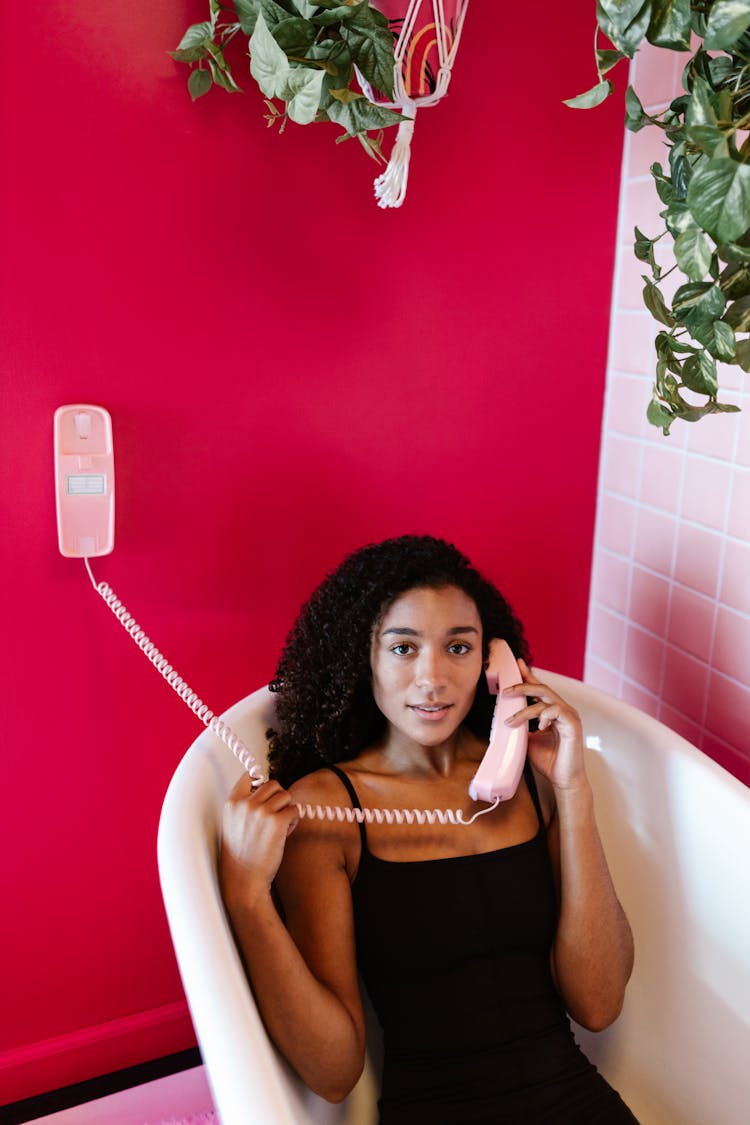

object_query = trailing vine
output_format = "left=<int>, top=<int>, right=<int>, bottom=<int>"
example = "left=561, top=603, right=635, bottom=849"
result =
left=567, top=0, right=750, bottom=433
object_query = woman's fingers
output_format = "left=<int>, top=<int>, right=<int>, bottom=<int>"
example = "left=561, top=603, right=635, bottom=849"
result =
left=502, top=663, right=581, bottom=733
left=222, top=778, right=299, bottom=879
left=229, top=777, right=290, bottom=809
left=504, top=698, right=566, bottom=728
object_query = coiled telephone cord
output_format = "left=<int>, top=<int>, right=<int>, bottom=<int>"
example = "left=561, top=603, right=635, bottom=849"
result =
left=85, top=560, right=497, bottom=827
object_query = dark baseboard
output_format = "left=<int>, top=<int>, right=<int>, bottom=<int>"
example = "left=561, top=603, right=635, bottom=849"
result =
left=0, top=1047, right=203, bottom=1125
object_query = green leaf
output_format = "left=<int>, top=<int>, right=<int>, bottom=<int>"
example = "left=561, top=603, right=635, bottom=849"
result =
left=662, top=202, right=697, bottom=237
left=685, top=76, right=718, bottom=127
left=673, top=281, right=726, bottom=329
left=677, top=399, right=739, bottom=422
left=325, top=92, right=403, bottom=135
left=723, top=293, right=750, bottom=331
left=306, top=38, right=353, bottom=79
left=625, top=85, right=652, bottom=132
left=596, top=0, right=653, bottom=57
left=711, top=320, right=737, bottom=361
left=170, top=46, right=207, bottom=63
left=634, top=226, right=660, bottom=276
left=719, top=261, right=750, bottom=299
left=674, top=227, right=713, bottom=280
left=260, top=0, right=294, bottom=29
left=272, top=16, right=316, bottom=54
left=647, top=0, right=691, bottom=48
left=208, top=57, right=242, bottom=92
left=687, top=157, right=750, bottom=243
left=717, top=239, right=750, bottom=265
left=634, top=226, right=654, bottom=262
left=339, top=6, right=396, bottom=97
left=596, top=48, right=628, bottom=74
left=188, top=68, right=213, bottom=100
left=655, top=331, right=687, bottom=373
left=328, top=86, right=361, bottom=104
left=563, top=80, right=613, bottom=109
left=656, top=330, right=700, bottom=355
left=281, top=65, right=325, bottom=123
left=177, top=21, right=214, bottom=51
left=707, top=54, right=735, bottom=87
left=250, top=9, right=291, bottom=97
left=313, top=3, right=368, bottom=25
left=690, top=318, right=737, bottom=360
left=204, top=39, right=229, bottom=70
left=293, top=0, right=317, bottom=15
left=703, top=0, right=750, bottom=50
left=643, top=278, right=675, bottom=326
left=356, top=129, right=387, bottom=164
left=685, top=124, right=727, bottom=156
left=735, top=337, right=750, bottom=370
left=233, top=0, right=262, bottom=34
left=650, top=162, right=674, bottom=204
left=682, top=350, right=718, bottom=394
left=690, top=8, right=709, bottom=36
left=668, top=144, right=690, bottom=201
left=647, top=397, right=675, bottom=433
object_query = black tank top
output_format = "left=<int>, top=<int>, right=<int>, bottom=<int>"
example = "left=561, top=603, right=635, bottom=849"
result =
left=327, top=763, right=638, bottom=1124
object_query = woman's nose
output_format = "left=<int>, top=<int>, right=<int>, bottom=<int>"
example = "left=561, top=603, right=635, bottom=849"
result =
left=415, top=650, right=447, bottom=691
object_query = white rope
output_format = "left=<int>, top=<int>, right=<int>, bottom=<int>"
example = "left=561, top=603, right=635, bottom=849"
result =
left=361, top=0, right=470, bottom=206
left=374, top=100, right=416, bottom=208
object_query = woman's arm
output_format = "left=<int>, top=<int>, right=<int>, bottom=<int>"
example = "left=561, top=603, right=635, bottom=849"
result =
left=506, top=661, right=634, bottom=1031
left=220, top=774, right=366, bottom=1102
left=544, top=779, right=634, bottom=1030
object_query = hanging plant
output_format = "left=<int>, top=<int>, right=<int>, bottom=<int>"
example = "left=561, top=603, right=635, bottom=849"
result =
left=567, top=0, right=750, bottom=434
left=171, top=0, right=406, bottom=163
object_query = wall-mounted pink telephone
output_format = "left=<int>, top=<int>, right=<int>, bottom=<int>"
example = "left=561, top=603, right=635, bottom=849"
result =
left=54, top=405, right=114, bottom=558
left=55, top=404, right=529, bottom=827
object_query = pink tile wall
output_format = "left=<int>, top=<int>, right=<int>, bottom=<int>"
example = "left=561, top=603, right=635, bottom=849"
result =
left=585, top=45, right=750, bottom=787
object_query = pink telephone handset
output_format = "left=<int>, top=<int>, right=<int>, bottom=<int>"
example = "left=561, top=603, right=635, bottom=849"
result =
left=54, top=405, right=115, bottom=558
left=468, top=639, right=528, bottom=803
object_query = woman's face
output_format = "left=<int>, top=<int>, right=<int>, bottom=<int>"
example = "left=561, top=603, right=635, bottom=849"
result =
left=370, top=585, right=484, bottom=749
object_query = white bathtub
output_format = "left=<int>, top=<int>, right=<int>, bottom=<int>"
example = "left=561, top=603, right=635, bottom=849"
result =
left=158, top=672, right=750, bottom=1124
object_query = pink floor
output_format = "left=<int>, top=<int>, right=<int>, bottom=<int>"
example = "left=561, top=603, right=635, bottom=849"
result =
left=26, top=1067, right=216, bottom=1124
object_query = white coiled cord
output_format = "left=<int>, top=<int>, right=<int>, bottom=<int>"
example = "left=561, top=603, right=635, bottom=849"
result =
left=84, top=558, right=265, bottom=787
left=296, top=801, right=499, bottom=827
left=84, top=560, right=497, bottom=827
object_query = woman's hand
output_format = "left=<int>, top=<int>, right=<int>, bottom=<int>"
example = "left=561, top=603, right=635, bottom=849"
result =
left=219, top=772, right=366, bottom=1101
left=220, top=777, right=299, bottom=907
left=503, top=659, right=586, bottom=793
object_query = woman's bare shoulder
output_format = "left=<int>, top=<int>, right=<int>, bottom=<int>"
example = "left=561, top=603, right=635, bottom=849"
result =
left=284, top=767, right=362, bottom=877
left=288, top=766, right=353, bottom=806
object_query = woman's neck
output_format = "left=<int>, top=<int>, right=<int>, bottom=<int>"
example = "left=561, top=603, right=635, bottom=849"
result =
left=376, top=725, right=477, bottom=779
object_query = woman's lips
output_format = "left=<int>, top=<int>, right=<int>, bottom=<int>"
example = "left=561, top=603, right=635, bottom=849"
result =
left=409, top=704, right=453, bottom=721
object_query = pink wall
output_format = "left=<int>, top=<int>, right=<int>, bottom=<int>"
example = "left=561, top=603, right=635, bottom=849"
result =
left=0, top=1, right=624, bottom=1104
left=585, top=44, right=750, bottom=786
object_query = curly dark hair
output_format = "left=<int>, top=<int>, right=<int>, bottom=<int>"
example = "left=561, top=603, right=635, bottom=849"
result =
left=267, top=535, right=531, bottom=787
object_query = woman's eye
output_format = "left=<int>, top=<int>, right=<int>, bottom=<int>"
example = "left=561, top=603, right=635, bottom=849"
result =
left=391, top=643, right=414, bottom=656
left=448, top=642, right=471, bottom=655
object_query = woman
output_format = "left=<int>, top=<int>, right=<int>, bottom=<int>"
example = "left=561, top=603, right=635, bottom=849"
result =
left=220, top=535, right=637, bottom=1123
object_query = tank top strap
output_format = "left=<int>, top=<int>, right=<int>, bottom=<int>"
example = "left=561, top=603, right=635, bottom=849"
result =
left=523, top=758, right=545, bottom=830
left=325, top=765, right=368, bottom=853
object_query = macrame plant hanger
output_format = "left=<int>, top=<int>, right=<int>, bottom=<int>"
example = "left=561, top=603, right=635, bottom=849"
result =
left=359, top=0, right=470, bottom=208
